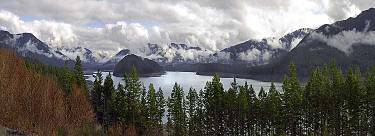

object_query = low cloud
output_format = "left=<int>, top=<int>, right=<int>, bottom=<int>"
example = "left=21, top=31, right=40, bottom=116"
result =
left=238, top=49, right=273, bottom=64
left=310, top=23, right=375, bottom=54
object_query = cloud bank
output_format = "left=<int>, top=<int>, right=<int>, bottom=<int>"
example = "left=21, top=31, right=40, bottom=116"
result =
left=310, top=21, right=375, bottom=54
left=0, top=0, right=374, bottom=60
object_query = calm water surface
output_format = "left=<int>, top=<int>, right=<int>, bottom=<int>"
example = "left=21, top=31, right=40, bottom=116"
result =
left=86, top=71, right=282, bottom=99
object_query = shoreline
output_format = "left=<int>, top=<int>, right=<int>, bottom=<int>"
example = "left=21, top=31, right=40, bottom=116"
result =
left=85, top=71, right=166, bottom=78
left=196, top=72, right=285, bottom=82
left=85, top=70, right=286, bottom=82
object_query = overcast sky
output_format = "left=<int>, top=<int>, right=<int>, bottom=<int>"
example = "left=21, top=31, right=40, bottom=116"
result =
left=0, top=0, right=374, bottom=57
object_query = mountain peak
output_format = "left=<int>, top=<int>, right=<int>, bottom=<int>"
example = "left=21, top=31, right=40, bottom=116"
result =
left=353, top=7, right=375, bottom=22
left=115, top=49, right=130, bottom=56
left=359, top=8, right=375, bottom=15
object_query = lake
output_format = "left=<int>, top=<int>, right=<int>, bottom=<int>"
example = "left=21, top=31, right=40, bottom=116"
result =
left=85, top=71, right=283, bottom=99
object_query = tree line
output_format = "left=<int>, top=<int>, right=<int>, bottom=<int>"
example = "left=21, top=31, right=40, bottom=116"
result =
left=2, top=48, right=374, bottom=135
left=91, top=61, right=375, bottom=136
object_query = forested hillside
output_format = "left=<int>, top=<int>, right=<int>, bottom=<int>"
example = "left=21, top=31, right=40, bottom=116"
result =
left=0, top=49, right=100, bottom=135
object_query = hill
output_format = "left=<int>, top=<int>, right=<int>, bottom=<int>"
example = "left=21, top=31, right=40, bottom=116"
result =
left=113, top=54, right=164, bottom=77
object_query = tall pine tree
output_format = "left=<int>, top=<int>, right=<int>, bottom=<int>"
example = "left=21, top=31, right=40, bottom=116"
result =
left=74, top=56, right=88, bottom=94
left=168, top=83, right=186, bottom=136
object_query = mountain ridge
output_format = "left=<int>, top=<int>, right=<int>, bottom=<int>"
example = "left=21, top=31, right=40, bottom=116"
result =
left=247, top=7, right=375, bottom=81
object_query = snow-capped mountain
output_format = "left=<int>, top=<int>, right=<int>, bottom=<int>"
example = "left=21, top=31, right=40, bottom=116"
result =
left=279, top=28, right=313, bottom=51
left=106, top=49, right=131, bottom=63
left=248, top=8, right=375, bottom=79
left=0, top=27, right=313, bottom=70
left=128, top=28, right=312, bottom=66
left=0, top=30, right=73, bottom=67
left=55, top=47, right=106, bottom=64
left=220, top=28, right=313, bottom=65
left=141, top=43, right=208, bottom=64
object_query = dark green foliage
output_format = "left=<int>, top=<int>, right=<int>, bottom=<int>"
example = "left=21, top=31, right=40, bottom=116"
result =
left=139, top=85, right=148, bottom=135
left=167, top=83, right=187, bottom=136
left=25, top=60, right=75, bottom=93
left=186, top=87, right=198, bottom=136
left=156, top=88, right=165, bottom=129
left=114, top=83, right=127, bottom=129
left=202, top=73, right=226, bottom=135
left=74, top=56, right=88, bottom=94
left=89, top=62, right=375, bottom=135
left=146, top=84, right=159, bottom=134
left=92, top=69, right=104, bottom=125
left=103, top=72, right=115, bottom=133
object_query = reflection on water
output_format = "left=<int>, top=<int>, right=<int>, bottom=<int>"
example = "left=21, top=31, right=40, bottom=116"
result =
left=86, top=71, right=282, bottom=99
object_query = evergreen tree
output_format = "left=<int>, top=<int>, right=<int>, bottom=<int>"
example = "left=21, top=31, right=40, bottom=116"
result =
left=258, top=86, right=268, bottom=135
left=156, top=88, right=165, bottom=131
left=123, top=66, right=142, bottom=134
left=61, top=65, right=73, bottom=93
left=139, top=85, right=148, bottom=135
left=146, top=83, right=158, bottom=134
left=246, top=83, right=258, bottom=135
left=344, top=67, right=362, bottom=135
left=114, top=83, right=127, bottom=132
left=282, top=62, right=303, bottom=135
left=92, top=69, right=104, bottom=125
left=267, top=82, right=282, bottom=135
left=205, top=73, right=225, bottom=135
left=168, top=83, right=186, bottom=136
left=103, top=72, right=115, bottom=133
left=225, top=77, right=238, bottom=135
left=365, top=68, right=375, bottom=135
left=237, top=83, right=250, bottom=135
left=74, top=56, right=88, bottom=94
left=186, top=87, right=198, bottom=136
left=196, top=89, right=205, bottom=135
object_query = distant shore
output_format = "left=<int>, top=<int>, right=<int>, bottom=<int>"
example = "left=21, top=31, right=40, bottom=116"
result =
left=84, top=70, right=285, bottom=82
left=84, top=71, right=166, bottom=78
left=196, top=72, right=285, bottom=82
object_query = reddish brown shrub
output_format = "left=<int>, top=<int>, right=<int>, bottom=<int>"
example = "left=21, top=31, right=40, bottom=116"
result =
left=0, top=49, right=94, bottom=135
left=125, top=123, right=137, bottom=136
left=109, top=122, right=123, bottom=136
left=67, top=84, right=94, bottom=134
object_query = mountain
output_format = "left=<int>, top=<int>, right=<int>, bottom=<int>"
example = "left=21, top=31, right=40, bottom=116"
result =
left=143, top=43, right=204, bottom=64
left=99, top=49, right=131, bottom=71
left=248, top=8, right=375, bottom=81
left=113, top=54, right=164, bottom=77
left=55, top=47, right=105, bottom=64
left=220, top=28, right=313, bottom=65
left=141, top=29, right=313, bottom=66
left=0, top=30, right=73, bottom=67
left=107, top=49, right=130, bottom=63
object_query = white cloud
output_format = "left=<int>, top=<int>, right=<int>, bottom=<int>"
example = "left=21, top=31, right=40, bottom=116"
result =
left=0, top=0, right=374, bottom=62
left=239, top=49, right=262, bottom=62
left=316, top=0, right=370, bottom=21
left=310, top=27, right=375, bottom=54
left=289, top=37, right=304, bottom=50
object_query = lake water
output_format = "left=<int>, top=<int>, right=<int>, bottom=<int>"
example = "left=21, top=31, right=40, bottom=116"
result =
left=85, top=71, right=282, bottom=99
